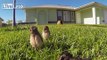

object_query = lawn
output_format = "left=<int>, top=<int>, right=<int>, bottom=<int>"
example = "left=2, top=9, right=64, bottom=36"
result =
left=0, top=24, right=107, bottom=60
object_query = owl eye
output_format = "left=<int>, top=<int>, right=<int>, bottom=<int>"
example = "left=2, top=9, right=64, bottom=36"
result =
left=30, top=29, right=32, bottom=31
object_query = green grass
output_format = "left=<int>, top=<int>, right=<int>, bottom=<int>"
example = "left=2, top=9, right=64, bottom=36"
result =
left=1, top=24, right=107, bottom=60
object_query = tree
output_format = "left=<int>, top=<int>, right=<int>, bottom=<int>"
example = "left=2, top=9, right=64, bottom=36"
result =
left=17, top=20, right=23, bottom=23
left=7, top=20, right=12, bottom=24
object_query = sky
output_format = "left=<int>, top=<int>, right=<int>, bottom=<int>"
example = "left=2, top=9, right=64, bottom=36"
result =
left=0, top=0, right=107, bottom=23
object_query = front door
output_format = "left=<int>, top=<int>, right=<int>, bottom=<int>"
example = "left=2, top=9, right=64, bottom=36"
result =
left=38, top=10, right=47, bottom=24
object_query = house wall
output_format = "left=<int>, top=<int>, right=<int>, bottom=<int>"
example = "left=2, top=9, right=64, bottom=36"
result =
left=96, top=7, right=104, bottom=24
left=76, top=6, right=104, bottom=24
left=81, top=8, right=93, bottom=24
left=75, top=11, right=81, bottom=24
left=26, top=9, right=37, bottom=22
left=48, top=9, right=57, bottom=22
left=25, top=8, right=77, bottom=24
left=37, top=9, right=48, bottom=24
left=25, top=8, right=57, bottom=24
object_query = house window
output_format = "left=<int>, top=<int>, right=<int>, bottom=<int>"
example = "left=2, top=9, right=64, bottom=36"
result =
left=63, top=11, right=71, bottom=22
left=57, top=10, right=75, bottom=23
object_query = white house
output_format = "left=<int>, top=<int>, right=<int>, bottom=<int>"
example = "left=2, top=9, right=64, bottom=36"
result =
left=23, top=2, right=107, bottom=24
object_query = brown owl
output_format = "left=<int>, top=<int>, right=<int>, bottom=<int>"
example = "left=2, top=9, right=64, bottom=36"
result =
left=58, top=51, right=74, bottom=60
left=42, top=26, right=50, bottom=40
left=57, top=20, right=63, bottom=25
left=30, top=26, right=43, bottom=48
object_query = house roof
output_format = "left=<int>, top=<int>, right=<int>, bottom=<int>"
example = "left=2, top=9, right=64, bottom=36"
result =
left=76, top=2, right=107, bottom=10
left=23, top=2, right=107, bottom=10
left=0, top=17, right=4, bottom=21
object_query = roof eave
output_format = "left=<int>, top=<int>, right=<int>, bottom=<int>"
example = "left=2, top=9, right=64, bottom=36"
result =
left=23, top=7, right=75, bottom=10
